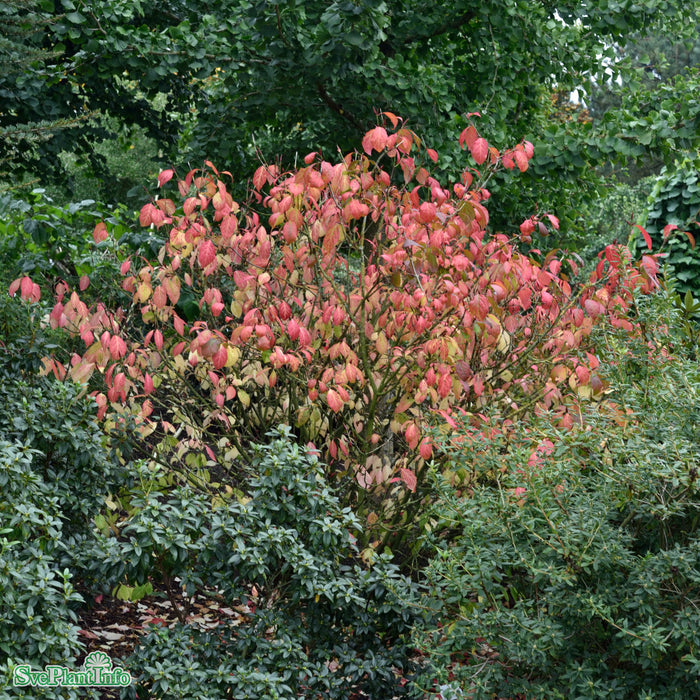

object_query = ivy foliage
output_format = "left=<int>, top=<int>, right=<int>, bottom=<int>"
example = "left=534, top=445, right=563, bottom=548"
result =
left=639, top=157, right=700, bottom=297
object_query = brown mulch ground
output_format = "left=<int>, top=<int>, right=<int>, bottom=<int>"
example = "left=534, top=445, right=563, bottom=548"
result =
left=74, top=584, right=249, bottom=699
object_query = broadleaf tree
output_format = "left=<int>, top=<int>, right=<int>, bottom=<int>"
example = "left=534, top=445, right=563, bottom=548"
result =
left=2, top=0, right=700, bottom=235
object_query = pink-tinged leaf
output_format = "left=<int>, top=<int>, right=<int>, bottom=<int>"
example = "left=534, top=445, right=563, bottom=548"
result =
left=109, top=335, right=127, bottom=360
left=198, top=239, right=216, bottom=269
left=405, top=422, right=420, bottom=449
left=326, top=388, right=343, bottom=413
left=400, top=468, right=417, bottom=493
left=92, top=221, right=108, bottom=243
left=663, top=223, right=678, bottom=239
left=437, top=372, right=452, bottom=398
left=520, top=218, right=535, bottom=236
left=584, top=299, right=604, bottom=317
left=470, top=138, right=488, bottom=165
left=139, top=203, right=154, bottom=227
left=634, top=224, right=652, bottom=251
left=686, top=231, right=696, bottom=249
left=157, top=169, right=174, bottom=187
left=252, top=166, right=267, bottom=190
left=173, top=315, right=185, bottom=336
left=418, top=202, right=436, bottom=223
left=419, top=438, right=433, bottom=460
left=144, top=373, right=154, bottom=395
left=362, top=126, right=388, bottom=155
left=459, top=125, right=478, bottom=150
left=467, top=111, right=481, bottom=118
left=120, top=258, right=131, bottom=275
left=641, top=254, right=659, bottom=278
left=575, top=365, right=590, bottom=385
left=426, top=148, right=438, bottom=163
left=523, top=140, right=534, bottom=158
left=546, top=214, right=559, bottom=230
left=78, top=629, right=99, bottom=640
left=20, top=276, right=38, bottom=301
left=212, top=345, right=227, bottom=369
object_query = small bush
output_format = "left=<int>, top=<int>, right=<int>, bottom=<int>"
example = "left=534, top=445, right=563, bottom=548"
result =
left=414, top=292, right=700, bottom=699
left=89, top=427, right=423, bottom=699
left=0, top=291, right=128, bottom=698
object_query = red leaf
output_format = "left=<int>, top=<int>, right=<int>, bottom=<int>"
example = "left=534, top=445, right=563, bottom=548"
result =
left=157, top=169, right=175, bottom=187
left=641, top=254, right=659, bottom=278
left=198, top=240, right=216, bottom=270
left=686, top=231, right=696, bottom=249
left=326, top=388, right=343, bottom=413
left=663, top=223, right=678, bottom=239
left=470, top=138, right=488, bottom=165
left=426, top=148, right=438, bottom=163
left=78, top=629, right=98, bottom=640
left=362, top=126, right=388, bottom=155
left=79, top=275, right=90, bottom=291
left=404, top=422, right=420, bottom=449
left=252, top=166, right=267, bottom=190
left=634, top=224, right=652, bottom=251
left=459, top=125, right=478, bottom=150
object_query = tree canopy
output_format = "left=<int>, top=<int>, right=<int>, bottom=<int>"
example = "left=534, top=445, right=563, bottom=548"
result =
left=1, top=0, right=699, bottom=231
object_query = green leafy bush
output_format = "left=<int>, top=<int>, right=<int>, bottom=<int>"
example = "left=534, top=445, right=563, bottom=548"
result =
left=0, top=291, right=128, bottom=698
left=0, top=188, right=161, bottom=293
left=0, top=441, right=98, bottom=700
left=88, top=429, right=426, bottom=699
left=89, top=428, right=423, bottom=699
left=414, top=292, right=700, bottom=699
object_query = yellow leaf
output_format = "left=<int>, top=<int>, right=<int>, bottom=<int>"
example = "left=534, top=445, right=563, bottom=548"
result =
left=230, top=299, right=243, bottom=317
left=238, top=389, right=250, bottom=408
left=135, top=282, right=152, bottom=303
left=225, top=345, right=241, bottom=367
left=497, top=329, right=511, bottom=353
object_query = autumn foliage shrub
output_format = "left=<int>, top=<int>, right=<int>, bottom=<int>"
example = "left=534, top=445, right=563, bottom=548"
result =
left=14, top=115, right=661, bottom=548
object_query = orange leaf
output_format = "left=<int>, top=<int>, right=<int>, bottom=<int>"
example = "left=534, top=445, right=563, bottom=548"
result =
left=92, top=222, right=108, bottom=243
left=382, top=111, right=400, bottom=129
